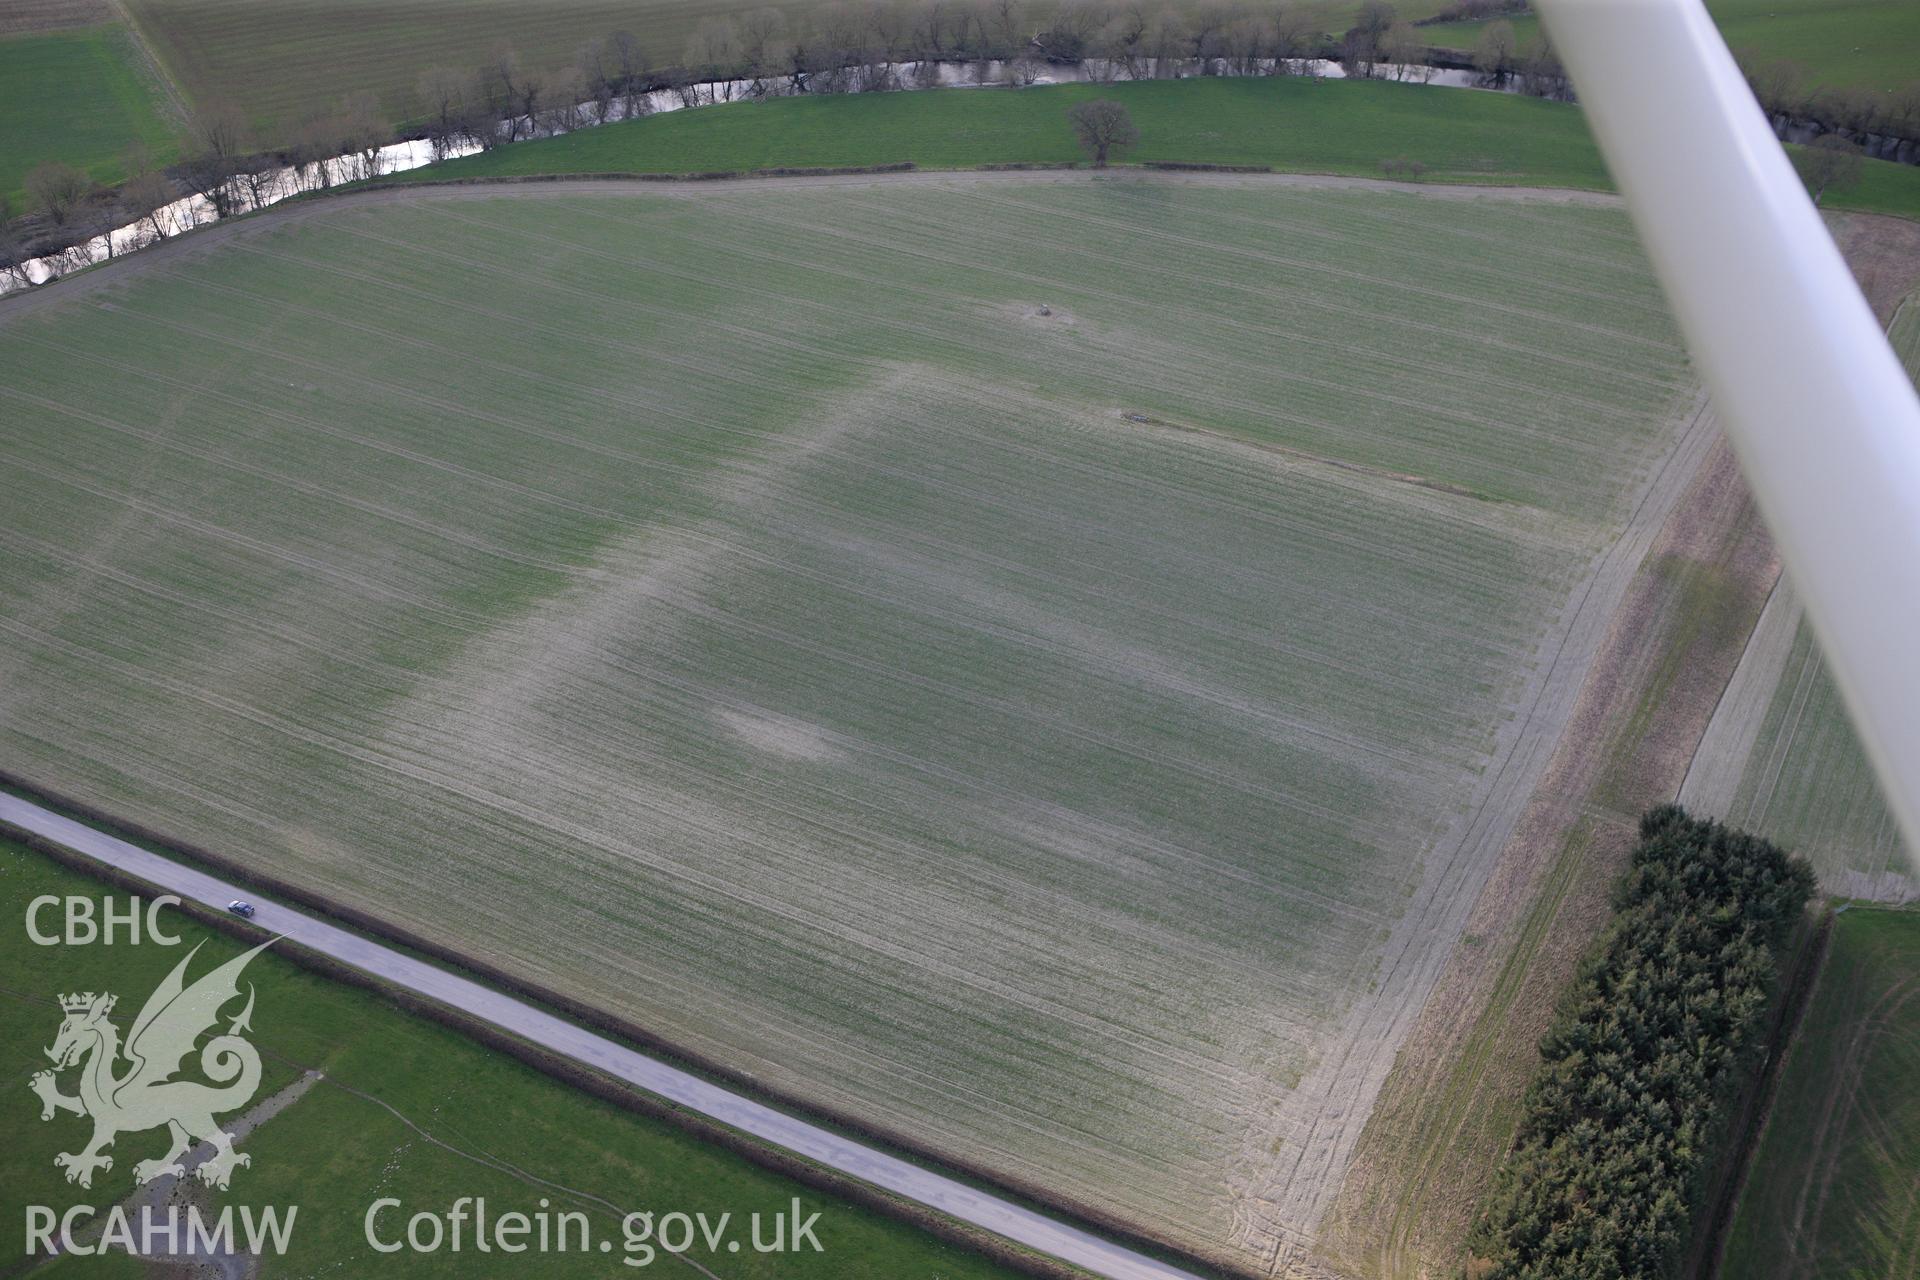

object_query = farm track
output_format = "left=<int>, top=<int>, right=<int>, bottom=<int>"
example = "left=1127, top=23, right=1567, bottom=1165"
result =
left=0, top=171, right=1700, bottom=1274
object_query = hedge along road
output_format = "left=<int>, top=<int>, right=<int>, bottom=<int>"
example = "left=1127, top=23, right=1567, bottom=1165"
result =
left=0, top=791, right=1204, bottom=1280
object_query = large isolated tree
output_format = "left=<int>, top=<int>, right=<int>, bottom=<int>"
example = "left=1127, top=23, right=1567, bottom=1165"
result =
left=1067, top=98, right=1139, bottom=168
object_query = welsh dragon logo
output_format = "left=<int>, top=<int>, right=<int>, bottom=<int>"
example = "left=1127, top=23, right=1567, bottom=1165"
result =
left=30, top=940, right=272, bottom=1190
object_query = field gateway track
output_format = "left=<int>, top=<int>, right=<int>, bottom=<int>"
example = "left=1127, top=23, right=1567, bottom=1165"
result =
left=0, top=170, right=1706, bottom=1274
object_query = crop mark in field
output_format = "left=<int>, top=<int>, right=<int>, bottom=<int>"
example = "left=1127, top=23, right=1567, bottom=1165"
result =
left=380, top=365, right=913, bottom=768
left=1115, top=410, right=1493, bottom=503
left=716, top=708, right=849, bottom=765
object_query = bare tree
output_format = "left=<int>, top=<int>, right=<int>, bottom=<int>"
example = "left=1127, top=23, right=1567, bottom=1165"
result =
left=987, top=0, right=1026, bottom=58
left=1186, top=1, right=1229, bottom=72
left=575, top=38, right=617, bottom=123
left=1067, top=97, right=1138, bottom=166
left=809, top=4, right=869, bottom=92
left=26, top=161, right=93, bottom=227
left=1742, top=54, right=1807, bottom=119
left=121, top=142, right=178, bottom=243
left=1101, top=5, right=1150, bottom=79
left=684, top=17, right=744, bottom=101
left=1000, top=54, right=1042, bottom=85
left=335, top=91, right=388, bottom=179
left=1221, top=13, right=1264, bottom=77
left=288, top=108, right=336, bottom=190
left=0, top=198, right=33, bottom=289
left=852, top=4, right=902, bottom=91
left=1035, top=0, right=1103, bottom=64
left=1796, top=134, right=1864, bottom=204
left=1516, top=32, right=1568, bottom=99
left=180, top=105, right=250, bottom=218
left=607, top=31, right=652, bottom=119
left=417, top=65, right=471, bottom=154
left=737, top=9, right=790, bottom=95
left=1472, top=19, right=1516, bottom=84
left=913, top=0, right=953, bottom=57
left=1271, top=4, right=1315, bottom=72
left=512, top=63, right=546, bottom=130
left=1381, top=21, right=1424, bottom=80
left=1353, top=0, right=1396, bottom=43
left=478, top=44, right=529, bottom=139
left=1146, top=11, right=1187, bottom=77
left=1810, top=84, right=1883, bottom=135
left=540, top=67, right=588, bottom=133
left=1889, top=80, right=1920, bottom=139
left=1340, top=28, right=1379, bottom=79
left=867, top=1, right=911, bottom=63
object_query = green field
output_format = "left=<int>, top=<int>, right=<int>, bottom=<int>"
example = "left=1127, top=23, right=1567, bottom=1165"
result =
left=394, top=77, right=1920, bottom=220
left=0, top=837, right=1028, bottom=1276
left=0, top=21, right=177, bottom=209
left=0, top=176, right=1697, bottom=1267
left=1722, top=907, right=1920, bottom=1279
left=1424, top=0, right=1920, bottom=95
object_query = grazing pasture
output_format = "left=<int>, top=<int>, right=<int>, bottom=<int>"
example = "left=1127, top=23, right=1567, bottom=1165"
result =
left=0, top=22, right=177, bottom=207
left=1722, top=907, right=1920, bottom=1280
left=0, top=175, right=1697, bottom=1266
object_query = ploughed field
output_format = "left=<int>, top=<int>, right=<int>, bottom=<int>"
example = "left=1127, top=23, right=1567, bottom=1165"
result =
left=0, top=176, right=1696, bottom=1265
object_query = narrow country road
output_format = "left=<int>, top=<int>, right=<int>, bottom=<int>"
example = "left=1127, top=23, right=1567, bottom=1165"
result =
left=0, top=791, right=1203, bottom=1280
